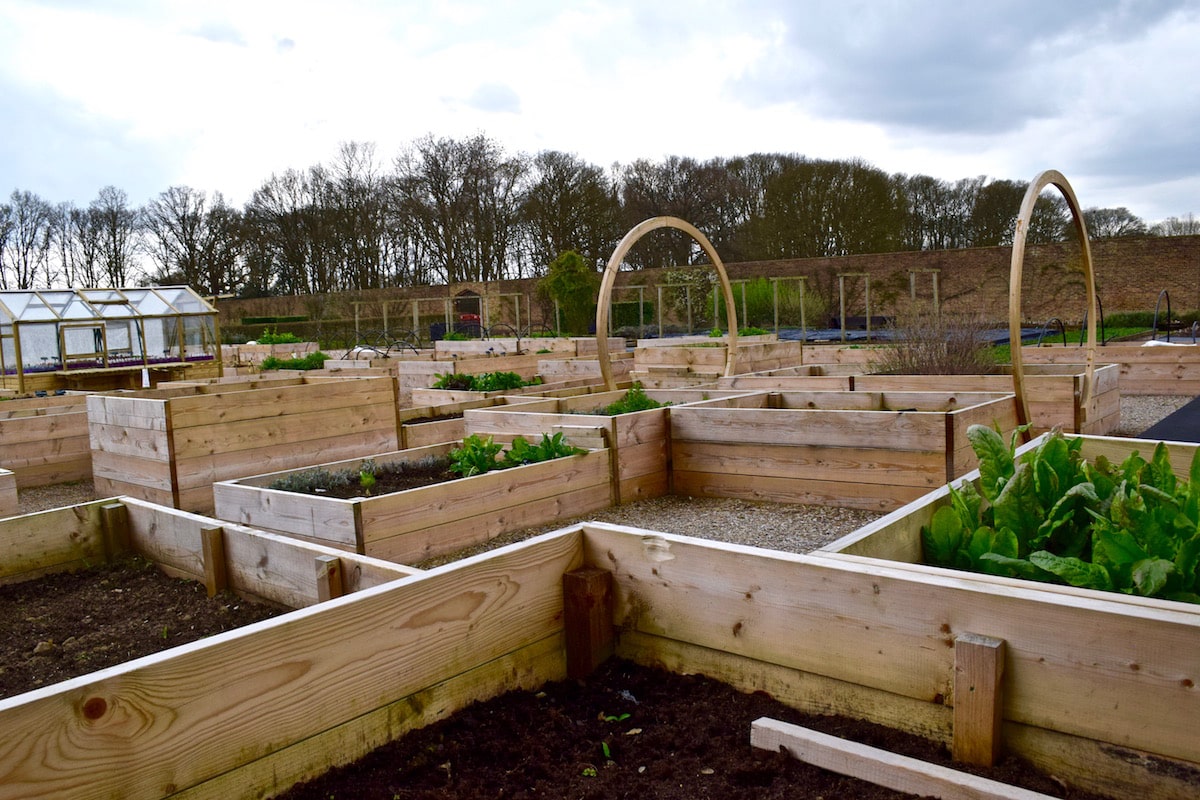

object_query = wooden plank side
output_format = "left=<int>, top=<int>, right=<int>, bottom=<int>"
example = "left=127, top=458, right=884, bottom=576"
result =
left=751, top=718, right=1055, bottom=800
left=368, top=482, right=613, bottom=564
left=580, top=524, right=1200, bottom=765
left=87, top=421, right=171, bottom=460
left=0, top=470, right=16, bottom=518
left=671, top=469, right=927, bottom=511
left=90, top=450, right=174, bottom=494
left=170, top=403, right=398, bottom=460
left=212, top=483, right=361, bottom=548
left=173, top=427, right=400, bottom=493
left=669, top=406, right=946, bottom=451
left=165, top=377, right=397, bottom=429
left=401, top=417, right=466, bottom=449
left=0, top=530, right=582, bottom=800
left=0, top=410, right=89, bottom=446
left=85, top=394, right=170, bottom=430
left=0, top=503, right=107, bottom=584
left=120, top=500, right=412, bottom=606
left=173, top=634, right=564, bottom=800
left=359, top=450, right=611, bottom=540
left=672, top=439, right=945, bottom=488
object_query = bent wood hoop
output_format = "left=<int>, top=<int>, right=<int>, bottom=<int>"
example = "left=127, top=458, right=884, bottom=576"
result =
left=1009, top=171, right=1097, bottom=438
left=596, top=217, right=740, bottom=390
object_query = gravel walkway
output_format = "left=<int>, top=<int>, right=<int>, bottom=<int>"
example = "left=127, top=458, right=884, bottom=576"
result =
left=11, top=394, right=1197, bottom=564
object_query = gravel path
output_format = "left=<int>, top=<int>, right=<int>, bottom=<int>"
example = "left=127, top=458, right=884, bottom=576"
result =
left=12, top=394, right=1197, bottom=563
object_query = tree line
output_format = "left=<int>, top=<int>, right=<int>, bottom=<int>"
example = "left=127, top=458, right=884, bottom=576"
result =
left=2, top=134, right=1198, bottom=297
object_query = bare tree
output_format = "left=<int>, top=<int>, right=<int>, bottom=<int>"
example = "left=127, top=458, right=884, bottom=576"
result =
left=3, top=190, right=56, bottom=288
left=143, top=186, right=242, bottom=295
left=91, top=186, right=141, bottom=285
left=1150, top=213, right=1200, bottom=237
left=520, top=150, right=620, bottom=274
left=1078, top=207, right=1147, bottom=239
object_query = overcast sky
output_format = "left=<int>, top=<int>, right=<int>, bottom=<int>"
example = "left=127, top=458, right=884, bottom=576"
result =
left=2, top=0, right=1197, bottom=225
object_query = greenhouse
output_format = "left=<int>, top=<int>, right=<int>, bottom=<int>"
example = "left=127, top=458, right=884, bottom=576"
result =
left=0, top=286, right=222, bottom=394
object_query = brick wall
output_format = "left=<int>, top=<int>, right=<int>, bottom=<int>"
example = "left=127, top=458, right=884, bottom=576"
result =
left=216, top=235, right=1200, bottom=328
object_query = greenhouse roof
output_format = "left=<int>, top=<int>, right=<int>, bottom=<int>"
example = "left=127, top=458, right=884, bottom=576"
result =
left=0, top=286, right=216, bottom=324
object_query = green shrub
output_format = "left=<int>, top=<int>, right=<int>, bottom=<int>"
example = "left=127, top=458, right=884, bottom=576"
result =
left=257, top=327, right=302, bottom=344
left=260, top=351, right=329, bottom=371
left=600, top=383, right=667, bottom=415
left=431, top=371, right=533, bottom=393
left=539, top=251, right=600, bottom=335
left=449, top=432, right=584, bottom=478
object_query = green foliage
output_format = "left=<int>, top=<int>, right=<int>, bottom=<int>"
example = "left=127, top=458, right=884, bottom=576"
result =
left=921, top=426, right=1200, bottom=604
left=599, top=383, right=667, bottom=415
left=260, top=351, right=329, bottom=371
left=449, top=432, right=585, bottom=478
left=257, top=327, right=302, bottom=344
left=358, top=458, right=377, bottom=495
left=431, top=371, right=530, bottom=392
left=539, top=250, right=600, bottom=336
left=442, top=330, right=470, bottom=341
left=449, top=434, right=506, bottom=477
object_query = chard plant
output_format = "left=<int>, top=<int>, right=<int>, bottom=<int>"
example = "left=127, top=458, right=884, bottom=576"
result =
left=599, top=383, right=667, bottom=415
left=922, top=425, right=1200, bottom=604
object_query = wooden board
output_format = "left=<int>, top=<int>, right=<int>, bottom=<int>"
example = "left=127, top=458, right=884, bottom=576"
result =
left=579, top=523, right=1200, bottom=767
left=0, top=502, right=107, bottom=584
left=1022, top=343, right=1200, bottom=395
left=0, top=396, right=91, bottom=488
left=0, top=469, right=15, bottom=518
left=0, top=528, right=581, bottom=800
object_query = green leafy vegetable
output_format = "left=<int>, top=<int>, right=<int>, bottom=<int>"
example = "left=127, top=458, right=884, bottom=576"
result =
left=920, top=426, right=1200, bottom=604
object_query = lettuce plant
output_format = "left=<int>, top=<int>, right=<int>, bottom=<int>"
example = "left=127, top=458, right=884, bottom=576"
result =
left=922, top=425, right=1200, bottom=604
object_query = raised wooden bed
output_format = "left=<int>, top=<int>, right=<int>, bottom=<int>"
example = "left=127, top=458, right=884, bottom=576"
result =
left=88, top=375, right=400, bottom=514
left=213, top=442, right=614, bottom=564
left=2, top=519, right=1195, bottom=799
left=434, top=336, right=626, bottom=358
left=395, top=395, right=557, bottom=449
left=1022, top=341, right=1200, bottom=395
left=0, top=393, right=91, bottom=488
left=219, top=341, right=319, bottom=367
left=0, top=496, right=413, bottom=599
left=851, top=363, right=1120, bottom=435
left=715, top=363, right=858, bottom=391
left=630, top=335, right=806, bottom=387
left=0, top=469, right=15, bottom=517
left=669, top=390, right=1020, bottom=511
left=463, top=388, right=758, bottom=504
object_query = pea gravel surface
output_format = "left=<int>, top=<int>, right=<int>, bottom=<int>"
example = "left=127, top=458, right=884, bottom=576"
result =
left=10, top=394, right=1195, bottom=568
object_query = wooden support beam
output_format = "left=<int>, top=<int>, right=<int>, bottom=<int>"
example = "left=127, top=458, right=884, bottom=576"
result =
left=954, top=632, right=1007, bottom=767
left=200, top=525, right=228, bottom=598
left=562, top=567, right=613, bottom=680
left=751, top=717, right=1055, bottom=800
left=99, top=502, right=130, bottom=562
left=316, top=555, right=344, bottom=602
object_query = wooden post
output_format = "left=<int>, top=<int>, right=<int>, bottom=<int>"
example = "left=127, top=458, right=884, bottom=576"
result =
left=954, top=632, right=1006, bottom=767
left=562, top=567, right=613, bottom=680
left=201, top=525, right=228, bottom=598
left=316, top=555, right=344, bottom=602
left=99, top=502, right=130, bottom=562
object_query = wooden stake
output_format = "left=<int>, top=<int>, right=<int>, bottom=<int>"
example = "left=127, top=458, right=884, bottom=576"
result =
left=562, top=567, right=613, bottom=679
left=316, top=555, right=344, bottom=602
left=752, top=717, right=1054, bottom=800
left=954, top=632, right=1006, bottom=767
left=99, top=502, right=130, bottom=562
left=200, top=525, right=228, bottom=598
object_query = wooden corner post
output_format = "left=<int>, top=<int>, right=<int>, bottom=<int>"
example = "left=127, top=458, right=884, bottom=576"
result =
left=562, top=567, right=614, bottom=680
left=953, top=632, right=1006, bottom=767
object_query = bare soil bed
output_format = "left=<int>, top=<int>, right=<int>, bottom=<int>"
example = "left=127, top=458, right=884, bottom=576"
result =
left=0, top=556, right=287, bottom=699
left=276, top=657, right=1113, bottom=800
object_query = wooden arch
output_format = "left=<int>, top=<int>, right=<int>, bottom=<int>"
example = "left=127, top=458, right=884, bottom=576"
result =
left=595, top=217, right=740, bottom=391
left=1009, top=170, right=1097, bottom=437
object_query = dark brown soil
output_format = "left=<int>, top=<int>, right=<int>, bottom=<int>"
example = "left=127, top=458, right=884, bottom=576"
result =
left=317, top=460, right=456, bottom=498
left=277, top=658, right=1115, bottom=800
left=0, top=557, right=287, bottom=699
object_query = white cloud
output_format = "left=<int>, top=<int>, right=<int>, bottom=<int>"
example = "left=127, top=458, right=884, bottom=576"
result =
left=0, top=0, right=1196, bottom=222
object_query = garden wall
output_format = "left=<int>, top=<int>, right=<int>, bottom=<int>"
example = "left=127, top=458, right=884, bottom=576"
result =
left=88, top=375, right=400, bottom=514
left=0, top=393, right=91, bottom=488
